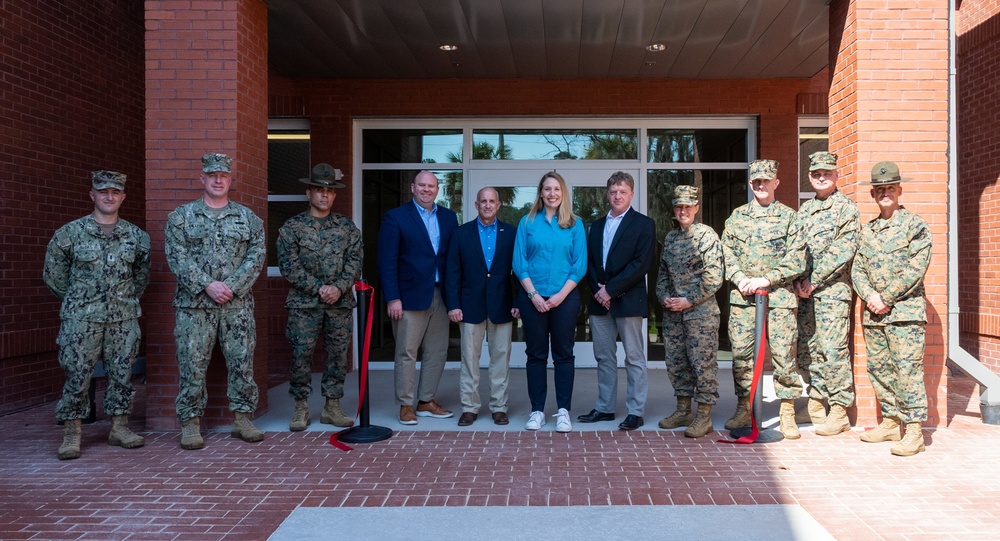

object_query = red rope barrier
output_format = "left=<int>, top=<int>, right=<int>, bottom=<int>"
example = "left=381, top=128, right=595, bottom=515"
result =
left=719, top=290, right=768, bottom=445
left=329, top=281, right=375, bottom=451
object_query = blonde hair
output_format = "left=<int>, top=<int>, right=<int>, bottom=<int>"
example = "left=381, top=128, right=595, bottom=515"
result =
left=527, top=171, right=576, bottom=229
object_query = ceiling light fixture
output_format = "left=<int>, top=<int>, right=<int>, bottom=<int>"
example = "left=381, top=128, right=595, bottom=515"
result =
left=439, top=44, right=458, bottom=51
left=646, top=44, right=666, bottom=52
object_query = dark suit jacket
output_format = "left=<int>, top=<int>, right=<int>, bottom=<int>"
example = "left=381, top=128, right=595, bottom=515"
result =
left=586, top=208, right=656, bottom=318
left=377, top=201, right=458, bottom=310
left=445, top=219, right=516, bottom=325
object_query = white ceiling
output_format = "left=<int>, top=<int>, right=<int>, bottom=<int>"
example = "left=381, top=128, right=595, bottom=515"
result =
left=267, top=0, right=830, bottom=80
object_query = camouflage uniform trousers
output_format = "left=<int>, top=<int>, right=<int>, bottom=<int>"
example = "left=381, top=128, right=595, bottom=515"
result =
left=174, top=307, right=259, bottom=421
left=286, top=306, right=353, bottom=401
left=729, top=304, right=802, bottom=399
left=55, top=318, right=140, bottom=421
left=863, top=322, right=928, bottom=423
left=796, top=296, right=855, bottom=407
left=662, top=311, right=720, bottom=405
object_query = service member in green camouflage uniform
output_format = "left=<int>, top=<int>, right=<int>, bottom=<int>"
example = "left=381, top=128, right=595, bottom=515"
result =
left=165, top=153, right=266, bottom=450
left=656, top=185, right=724, bottom=438
left=852, top=161, right=931, bottom=457
left=721, top=159, right=806, bottom=439
left=278, top=164, right=362, bottom=431
left=794, top=151, right=860, bottom=436
left=43, top=170, right=151, bottom=460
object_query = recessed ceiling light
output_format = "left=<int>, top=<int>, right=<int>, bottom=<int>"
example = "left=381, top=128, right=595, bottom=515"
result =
left=646, top=44, right=666, bottom=52
left=439, top=44, right=458, bottom=51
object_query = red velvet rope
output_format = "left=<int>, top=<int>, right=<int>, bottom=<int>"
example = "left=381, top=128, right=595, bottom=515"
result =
left=719, top=290, right=768, bottom=445
left=329, top=281, right=375, bottom=451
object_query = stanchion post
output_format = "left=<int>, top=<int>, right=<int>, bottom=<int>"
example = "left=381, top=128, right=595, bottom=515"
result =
left=337, top=281, right=392, bottom=444
left=752, top=289, right=783, bottom=443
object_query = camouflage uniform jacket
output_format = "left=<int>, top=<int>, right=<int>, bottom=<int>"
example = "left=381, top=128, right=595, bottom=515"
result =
left=722, top=200, right=805, bottom=309
left=655, top=222, right=724, bottom=320
left=796, top=190, right=859, bottom=301
left=851, top=207, right=931, bottom=325
left=277, top=211, right=362, bottom=309
left=165, top=198, right=265, bottom=309
left=43, top=215, right=151, bottom=322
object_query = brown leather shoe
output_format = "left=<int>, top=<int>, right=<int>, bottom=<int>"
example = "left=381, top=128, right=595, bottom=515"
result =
left=492, top=411, right=509, bottom=425
left=416, top=399, right=453, bottom=418
left=399, top=405, right=418, bottom=425
left=458, top=412, right=477, bottom=426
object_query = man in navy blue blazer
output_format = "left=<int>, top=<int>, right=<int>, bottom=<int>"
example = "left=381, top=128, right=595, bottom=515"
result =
left=377, top=171, right=458, bottom=425
left=579, top=171, right=656, bottom=431
left=445, top=187, right=519, bottom=426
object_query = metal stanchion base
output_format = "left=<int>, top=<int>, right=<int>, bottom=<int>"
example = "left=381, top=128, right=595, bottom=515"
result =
left=728, top=427, right=785, bottom=443
left=337, top=425, right=393, bottom=444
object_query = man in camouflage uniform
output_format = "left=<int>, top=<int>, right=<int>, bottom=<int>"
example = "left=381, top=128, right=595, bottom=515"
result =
left=278, top=164, right=362, bottom=431
left=655, top=185, right=724, bottom=438
left=794, top=152, right=860, bottom=436
left=44, top=170, right=150, bottom=460
left=721, top=159, right=806, bottom=439
left=165, top=153, right=266, bottom=450
left=852, top=161, right=931, bottom=456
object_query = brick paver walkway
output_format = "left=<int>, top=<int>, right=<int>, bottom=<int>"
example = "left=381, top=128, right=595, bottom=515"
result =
left=2, top=371, right=999, bottom=540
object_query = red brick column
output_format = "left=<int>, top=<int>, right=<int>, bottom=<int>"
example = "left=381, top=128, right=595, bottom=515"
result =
left=828, top=0, right=950, bottom=427
left=144, top=0, right=269, bottom=429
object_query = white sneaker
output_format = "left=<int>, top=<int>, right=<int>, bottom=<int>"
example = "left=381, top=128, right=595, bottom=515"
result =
left=525, top=411, right=545, bottom=430
left=555, top=408, right=572, bottom=433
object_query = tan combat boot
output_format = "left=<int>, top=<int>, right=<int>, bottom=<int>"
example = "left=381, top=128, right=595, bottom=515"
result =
left=860, top=417, right=902, bottom=443
left=108, top=415, right=145, bottom=448
left=181, top=417, right=204, bottom=450
left=890, top=422, right=926, bottom=456
left=815, top=404, right=851, bottom=436
left=232, top=412, right=265, bottom=442
left=779, top=399, right=800, bottom=439
left=724, top=396, right=752, bottom=430
left=795, top=397, right=827, bottom=425
left=683, top=402, right=713, bottom=438
left=58, top=418, right=82, bottom=460
left=289, top=400, right=310, bottom=432
left=658, top=396, right=693, bottom=429
left=320, top=398, right=354, bottom=427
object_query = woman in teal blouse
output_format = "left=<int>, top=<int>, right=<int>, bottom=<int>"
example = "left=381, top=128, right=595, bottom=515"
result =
left=513, top=171, right=587, bottom=432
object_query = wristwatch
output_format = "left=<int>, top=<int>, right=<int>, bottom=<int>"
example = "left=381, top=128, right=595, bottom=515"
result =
left=527, top=290, right=539, bottom=299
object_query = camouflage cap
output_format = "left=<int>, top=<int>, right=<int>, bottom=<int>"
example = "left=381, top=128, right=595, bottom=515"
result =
left=201, top=153, right=233, bottom=174
left=672, top=185, right=699, bottom=206
left=749, top=159, right=778, bottom=181
left=91, top=170, right=126, bottom=191
left=809, top=151, right=838, bottom=171
left=869, top=161, right=912, bottom=185
left=299, top=163, right=346, bottom=188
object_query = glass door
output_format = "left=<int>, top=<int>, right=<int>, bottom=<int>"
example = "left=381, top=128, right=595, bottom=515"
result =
left=470, top=168, right=642, bottom=368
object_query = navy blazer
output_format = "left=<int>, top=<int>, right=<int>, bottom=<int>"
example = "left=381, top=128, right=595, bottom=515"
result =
left=377, top=201, right=458, bottom=311
left=586, top=208, right=656, bottom=318
left=444, top=219, right=516, bottom=325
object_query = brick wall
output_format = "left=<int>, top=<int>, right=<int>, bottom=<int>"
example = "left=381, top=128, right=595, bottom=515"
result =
left=958, top=0, right=1000, bottom=374
left=144, top=0, right=269, bottom=429
left=0, top=0, right=145, bottom=414
left=828, top=0, right=950, bottom=426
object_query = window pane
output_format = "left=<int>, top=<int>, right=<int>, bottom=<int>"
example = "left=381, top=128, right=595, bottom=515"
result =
left=362, top=129, right=462, bottom=164
left=496, top=186, right=537, bottom=227
left=268, top=136, right=310, bottom=195
left=647, top=129, right=747, bottom=163
left=472, top=129, right=638, bottom=160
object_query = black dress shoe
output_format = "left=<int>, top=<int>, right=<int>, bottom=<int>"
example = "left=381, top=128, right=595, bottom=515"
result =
left=492, top=411, right=509, bottom=425
left=457, top=412, right=477, bottom=426
left=577, top=409, right=615, bottom=423
left=618, top=414, right=644, bottom=431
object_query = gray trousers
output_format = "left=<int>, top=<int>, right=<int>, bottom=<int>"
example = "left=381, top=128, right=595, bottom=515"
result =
left=590, top=313, right=648, bottom=416
left=391, top=287, right=449, bottom=406
left=459, top=319, right=512, bottom=413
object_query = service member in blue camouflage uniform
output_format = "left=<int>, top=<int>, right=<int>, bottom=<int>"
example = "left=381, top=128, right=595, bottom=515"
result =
left=721, top=159, right=806, bottom=439
left=852, top=161, right=932, bottom=457
left=44, top=170, right=151, bottom=460
left=655, top=185, right=724, bottom=438
left=278, top=164, right=362, bottom=431
left=794, top=151, right=860, bottom=436
left=165, top=153, right=266, bottom=450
